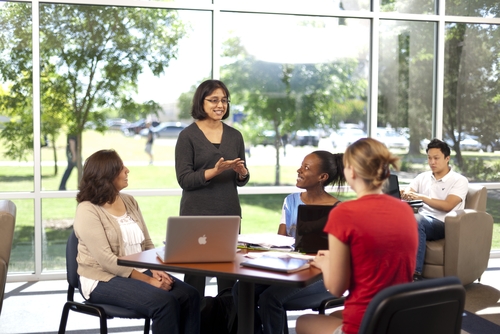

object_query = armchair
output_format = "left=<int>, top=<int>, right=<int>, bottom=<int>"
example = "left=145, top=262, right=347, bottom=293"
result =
left=0, top=200, right=16, bottom=315
left=423, top=185, right=494, bottom=285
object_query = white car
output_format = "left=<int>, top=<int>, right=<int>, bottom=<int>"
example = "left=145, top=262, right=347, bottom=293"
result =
left=330, top=128, right=367, bottom=149
left=376, top=128, right=409, bottom=151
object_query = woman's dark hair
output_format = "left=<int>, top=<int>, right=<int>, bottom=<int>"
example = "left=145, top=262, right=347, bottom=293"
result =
left=76, top=149, right=124, bottom=205
left=191, top=79, right=231, bottom=120
left=312, top=150, right=346, bottom=192
left=344, top=138, right=400, bottom=191
left=426, top=138, right=451, bottom=158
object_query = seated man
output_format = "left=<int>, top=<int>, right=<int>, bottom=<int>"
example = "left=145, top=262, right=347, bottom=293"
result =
left=401, top=138, right=468, bottom=281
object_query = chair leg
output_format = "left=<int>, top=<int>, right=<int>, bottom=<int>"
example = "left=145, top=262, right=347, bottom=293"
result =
left=58, top=303, right=71, bottom=334
left=143, top=318, right=150, bottom=334
left=98, top=313, right=108, bottom=334
left=283, top=312, right=289, bottom=334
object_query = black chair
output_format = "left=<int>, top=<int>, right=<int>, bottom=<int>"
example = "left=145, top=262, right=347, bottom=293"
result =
left=358, top=276, right=465, bottom=334
left=282, top=292, right=345, bottom=334
left=58, top=230, right=150, bottom=334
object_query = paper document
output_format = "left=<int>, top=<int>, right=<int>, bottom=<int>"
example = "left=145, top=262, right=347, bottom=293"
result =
left=238, top=233, right=295, bottom=250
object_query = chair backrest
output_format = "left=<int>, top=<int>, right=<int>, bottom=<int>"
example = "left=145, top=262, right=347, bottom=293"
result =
left=66, top=230, right=81, bottom=292
left=0, top=200, right=16, bottom=315
left=464, top=185, right=487, bottom=211
left=358, top=276, right=465, bottom=334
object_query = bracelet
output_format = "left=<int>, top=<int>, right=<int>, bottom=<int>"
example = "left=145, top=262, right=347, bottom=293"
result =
left=239, top=173, right=249, bottom=179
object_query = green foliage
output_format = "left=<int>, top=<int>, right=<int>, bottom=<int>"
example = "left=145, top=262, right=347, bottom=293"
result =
left=0, top=3, right=186, bottom=179
left=220, top=36, right=367, bottom=184
left=462, top=158, right=500, bottom=182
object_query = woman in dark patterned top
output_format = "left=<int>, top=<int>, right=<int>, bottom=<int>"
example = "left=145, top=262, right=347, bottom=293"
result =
left=175, top=79, right=249, bottom=296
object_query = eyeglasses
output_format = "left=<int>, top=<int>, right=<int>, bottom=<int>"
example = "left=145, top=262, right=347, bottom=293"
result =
left=205, top=98, right=230, bottom=105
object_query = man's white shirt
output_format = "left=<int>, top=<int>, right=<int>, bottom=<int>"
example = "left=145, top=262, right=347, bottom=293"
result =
left=408, top=168, right=469, bottom=222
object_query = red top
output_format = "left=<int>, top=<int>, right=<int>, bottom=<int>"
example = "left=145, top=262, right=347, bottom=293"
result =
left=324, top=194, right=418, bottom=334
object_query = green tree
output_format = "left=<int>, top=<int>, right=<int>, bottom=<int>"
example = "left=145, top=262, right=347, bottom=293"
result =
left=221, top=37, right=367, bottom=185
left=0, top=3, right=185, bottom=182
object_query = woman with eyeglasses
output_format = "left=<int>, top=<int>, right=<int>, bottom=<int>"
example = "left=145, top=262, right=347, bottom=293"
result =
left=175, top=79, right=249, bottom=296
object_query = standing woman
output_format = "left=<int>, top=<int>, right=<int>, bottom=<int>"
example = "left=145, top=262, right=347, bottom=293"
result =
left=74, top=150, right=200, bottom=334
left=175, top=79, right=249, bottom=296
left=296, top=138, right=418, bottom=334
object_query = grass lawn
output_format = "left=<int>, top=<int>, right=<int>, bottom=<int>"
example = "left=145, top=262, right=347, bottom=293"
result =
left=1, top=130, right=499, bottom=272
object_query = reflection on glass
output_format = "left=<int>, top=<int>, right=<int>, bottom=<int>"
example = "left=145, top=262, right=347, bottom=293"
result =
left=444, top=22, right=500, bottom=182
left=36, top=4, right=211, bottom=190
left=378, top=20, right=435, bottom=154
left=220, top=12, right=369, bottom=185
left=218, top=0, right=370, bottom=11
left=446, top=0, right=499, bottom=18
left=487, top=190, right=500, bottom=250
left=42, top=198, right=77, bottom=271
left=8, top=199, right=35, bottom=274
left=380, top=0, right=435, bottom=14
left=0, top=2, right=34, bottom=192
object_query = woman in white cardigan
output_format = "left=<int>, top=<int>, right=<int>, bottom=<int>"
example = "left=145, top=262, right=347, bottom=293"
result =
left=74, top=149, right=200, bottom=334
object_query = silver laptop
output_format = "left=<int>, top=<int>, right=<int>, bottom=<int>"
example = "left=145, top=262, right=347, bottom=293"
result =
left=156, top=216, right=240, bottom=263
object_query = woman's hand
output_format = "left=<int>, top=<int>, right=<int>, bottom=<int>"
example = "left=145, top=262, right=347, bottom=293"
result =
left=311, top=250, right=330, bottom=270
left=150, top=270, right=174, bottom=291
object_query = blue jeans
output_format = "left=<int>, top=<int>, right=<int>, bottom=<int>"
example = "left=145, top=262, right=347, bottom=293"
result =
left=88, top=270, right=200, bottom=334
left=58, top=159, right=76, bottom=190
left=232, top=279, right=328, bottom=334
left=415, top=214, right=445, bottom=273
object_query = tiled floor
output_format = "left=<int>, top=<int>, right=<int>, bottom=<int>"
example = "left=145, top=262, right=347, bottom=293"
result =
left=1, top=258, right=500, bottom=334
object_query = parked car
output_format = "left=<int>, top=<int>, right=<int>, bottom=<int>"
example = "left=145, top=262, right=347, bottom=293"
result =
left=330, top=127, right=367, bottom=149
left=139, top=121, right=187, bottom=138
left=445, top=133, right=482, bottom=152
left=290, top=130, right=320, bottom=147
left=421, top=133, right=482, bottom=152
left=106, top=118, right=130, bottom=131
left=254, top=130, right=281, bottom=147
left=121, top=119, right=159, bottom=136
left=375, top=128, right=409, bottom=151
left=481, top=139, right=500, bottom=153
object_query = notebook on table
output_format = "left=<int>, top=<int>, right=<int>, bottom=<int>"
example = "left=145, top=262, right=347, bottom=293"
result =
left=295, top=204, right=337, bottom=254
left=385, top=174, right=423, bottom=208
left=156, top=216, right=240, bottom=263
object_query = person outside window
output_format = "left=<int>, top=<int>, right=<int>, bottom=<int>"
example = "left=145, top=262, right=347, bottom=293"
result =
left=59, top=134, right=77, bottom=190
left=145, top=123, right=154, bottom=165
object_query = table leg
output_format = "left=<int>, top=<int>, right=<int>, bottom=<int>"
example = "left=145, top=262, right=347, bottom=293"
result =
left=238, top=281, right=255, bottom=334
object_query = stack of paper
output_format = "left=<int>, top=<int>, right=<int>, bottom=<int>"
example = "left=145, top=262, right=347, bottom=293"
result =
left=238, top=233, right=295, bottom=251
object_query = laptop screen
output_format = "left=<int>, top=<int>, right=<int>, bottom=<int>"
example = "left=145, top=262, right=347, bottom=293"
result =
left=385, top=174, right=401, bottom=199
left=295, top=204, right=335, bottom=253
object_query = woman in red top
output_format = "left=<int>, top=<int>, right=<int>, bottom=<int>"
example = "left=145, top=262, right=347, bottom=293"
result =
left=296, top=138, right=418, bottom=334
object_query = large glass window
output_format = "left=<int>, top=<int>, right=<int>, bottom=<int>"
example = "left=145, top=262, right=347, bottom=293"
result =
left=6, top=199, right=35, bottom=274
left=0, top=2, right=34, bottom=193
left=37, top=4, right=212, bottom=191
left=1, top=1, right=500, bottom=279
left=220, top=13, right=370, bottom=185
left=378, top=20, right=435, bottom=155
left=380, top=0, right=436, bottom=14
left=443, top=22, right=500, bottom=182
left=446, top=0, right=500, bottom=18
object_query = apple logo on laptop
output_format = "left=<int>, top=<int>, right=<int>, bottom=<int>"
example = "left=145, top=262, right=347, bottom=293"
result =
left=198, top=234, right=207, bottom=245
